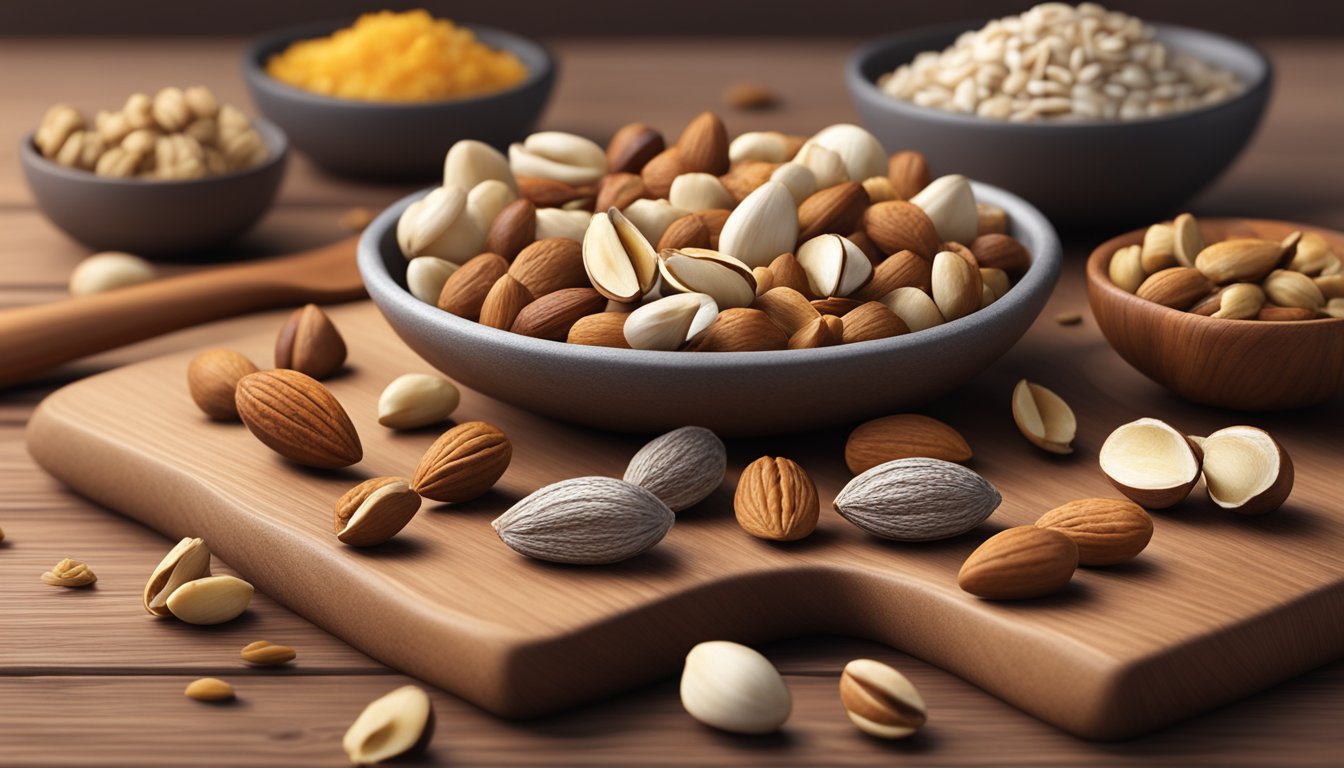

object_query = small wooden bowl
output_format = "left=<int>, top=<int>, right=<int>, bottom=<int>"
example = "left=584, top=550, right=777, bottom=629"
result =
left=1086, top=218, right=1344, bottom=411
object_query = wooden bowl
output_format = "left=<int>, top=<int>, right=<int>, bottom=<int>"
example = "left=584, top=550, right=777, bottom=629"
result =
left=1086, top=218, right=1344, bottom=410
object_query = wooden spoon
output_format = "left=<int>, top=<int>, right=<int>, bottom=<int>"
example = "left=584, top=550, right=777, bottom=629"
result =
left=0, top=237, right=365, bottom=388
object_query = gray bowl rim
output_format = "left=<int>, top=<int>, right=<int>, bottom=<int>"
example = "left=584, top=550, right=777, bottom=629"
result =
left=848, top=19, right=1272, bottom=130
left=18, top=115, right=289, bottom=188
left=242, top=19, right=556, bottom=110
left=358, top=181, right=1062, bottom=372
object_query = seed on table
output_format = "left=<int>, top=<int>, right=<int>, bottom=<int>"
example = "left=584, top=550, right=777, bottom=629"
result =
left=241, top=640, right=297, bottom=666
left=1055, top=311, right=1083, bottom=325
left=185, top=677, right=235, bottom=702
left=40, top=558, right=97, bottom=587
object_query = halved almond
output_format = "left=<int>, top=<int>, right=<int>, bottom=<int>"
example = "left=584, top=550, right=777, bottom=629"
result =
left=796, top=234, right=873, bottom=298
left=659, top=248, right=757, bottom=309
left=623, top=293, right=719, bottom=351
left=582, top=208, right=658, bottom=302
left=1099, top=418, right=1203, bottom=509
left=1011, top=380, right=1075, bottom=454
left=1201, top=426, right=1294, bottom=516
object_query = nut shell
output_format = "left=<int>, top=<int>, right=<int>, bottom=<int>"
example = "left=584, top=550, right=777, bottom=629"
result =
left=235, top=370, right=362, bottom=469
left=734, top=456, right=819, bottom=541
left=834, top=458, right=999, bottom=541
left=623, top=426, right=727, bottom=512
left=412, top=421, right=512, bottom=504
left=492, top=477, right=674, bottom=564
left=1035, top=498, right=1153, bottom=566
left=334, top=476, right=422, bottom=547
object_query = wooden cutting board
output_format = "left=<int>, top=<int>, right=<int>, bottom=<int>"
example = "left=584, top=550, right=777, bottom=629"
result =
left=24, top=292, right=1343, bottom=742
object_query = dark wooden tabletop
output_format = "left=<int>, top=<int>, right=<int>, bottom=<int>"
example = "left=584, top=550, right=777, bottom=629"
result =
left=0, top=37, right=1340, bottom=766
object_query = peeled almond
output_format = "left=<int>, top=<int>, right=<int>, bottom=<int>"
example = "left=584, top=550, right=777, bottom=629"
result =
left=770, top=162, right=818, bottom=205
left=508, top=131, right=606, bottom=185
left=624, top=293, right=719, bottom=351
left=795, top=235, right=873, bottom=298
left=534, top=207, right=592, bottom=241
left=622, top=198, right=691, bottom=245
left=718, top=180, right=800, bottom=267
left=659, top=248, right=757, bottom=309
left=1194, top=239, right=1283, bottom=284
left=583, top=208, right=658, bottom=302
left=396, top=186, right=485, bottom=263
left=806, top=123, right=887, bottom=182
left=406, top=256, right=459, bottom=305
left=792, top=142, right=848, bottom=189
left=880, top=287, right=944, bottom=332
left=1201, top=426, right=1294, bottom=516
left=1107, top=244, right=1146, bottom=293
left=1011, top=379, right=1075, bottom=454
left=910, top=174, right=978, bottom=245
left=931, top=250, right=983, bottom=321
left=669, top=172, right=735, bottom=212
left=1098, top=418, right=1203, bottom=509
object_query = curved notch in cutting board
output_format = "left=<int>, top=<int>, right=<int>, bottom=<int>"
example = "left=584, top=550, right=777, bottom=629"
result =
left=25, top=301, right=1344, bottom=741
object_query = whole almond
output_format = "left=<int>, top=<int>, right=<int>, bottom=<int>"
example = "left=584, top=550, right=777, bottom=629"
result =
left=658, top=214, right=713, bottom=251
left=334, top=476, right=422, bottom=547
left=812, top=297, right=863, bottom=316
left=493, top=477, right=674, bottom=564
left=240, top=640, right=296, bottom=666
left=1194, top=239, right=1283, bottom=284
left=767, top=253, right=814, bottom=297
left=754, top=286, right=820, bottom=334
left=676, top=112, right=730, bottom=175
left=235, top=370, right=362, bottom=468
left=852, top=250, right=932, bottom=300
left=845, top=414, right=971, bottom=474
left=479, top=274, right=535, bottom=330
left=976, top=203, right=1008, bottom=236
left=931, top=250, right=983, bottom=321
left=969, top=234, right=1031, bottom=275
left=516, top=176, right=588, bottom=209
left=1035, top=498, right=1153, bottom=566
left=787, top=314, right=844, bottom=349
left=862, top=201, right=942, bottom=258
left=1211, top=282, right=1266, bottom=319
left=607, top=122, right=665, bottom=175
left=734, top=456, right=819, bottom=541
left=187, top=349, right=258, bottom=421
left=1107, top=244, right=1147, bottom=293
left=595, top=172, right=648, bottom=212
left=640, top=147, right=688, bottom=199
left=567, top=312, right=631, bottom=347
left=1140, top=224, right=1178, bottom=273
left=438, top=252, right=509, bottom=320
left=508, top=238, right=587, bottom=297
left=684, top=308, right=788, bottom=352
left=887, top=150, right=930, bottom=199
left=623, top=426, right=727, bottom=512
left=840, top=302, right=909, bottom=343
left=1263, top=269, right=1326, bottom=309
left=412, top=421, right=512, bottom=503
left=274, top=304, right=346, bottom=379
left=1136, top=267, right=1215, bottom=309
left=185, top=678, right=235, bottom=702
left=511, top=287, right=606, bottom=340
left=958, top=526, right=1078, bottom=600
left=834, top=458, right=999, bottom=541
left=483, top=198, right=536, bottom=260
left=695, top=208, right=731, bottom=248
left=1258, top=306, right=1320, bottom=321
left=797, top=182, right=868, bottom=242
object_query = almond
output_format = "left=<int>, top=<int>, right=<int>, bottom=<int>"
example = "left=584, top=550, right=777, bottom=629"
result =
left=187, top=349, right=258, bottom=421
left=969, top=234, right=1030, bottom=275
left=507, top=237, right=587, bottom=297
left=482, top=198, right=536, bottom=259
left=847, top=230, right=883, bottom=265
left=412, top=421, right=512, bottom=503
left=812, top=297, right=863, bottom=316
left=607, top=122, right=665, bottom=174
left=754, top=286, right=820, bottom=335
left=1172, top=212, right=1205, bottom=267
left=684, top=308, right=787, bottom=352
left=881, top=287, right=945, bottom=332
left=657, top=214, right=713, bottom=251
left=958, top=526, right=1078, bottom=600
left=695, top=208, right=731, bottom=249
left=862, top=201, right=941, bottom=258
left=734, top=456, right=819, bottom=541
left=787, top=314, right=844, bottom=349
left=1140, top=223, right=1178, bottom=273
left=766, top=252, right=813, bottom=297
left=1035, top=498, right=1153, bottom=566
left=669, top=173, right=736, bottom=212
left=931, top=250, right=982, bottom=321
left=910, top=174, right=978, bottom=245
left=719, top=160, right=778, bottom=203
left=718, top=181, right=799, bottom=268
left=851, top=250, right=931, bottom=300
left=1107, top=244, right=1147, bottom=293
left=567, top=312, right=631, bottom=347
left=274, top=304, right=346, bottom=380
left=334, top=476, right=422, bottom=547
left=676, top=112, right=730, bottom=175
left=1194, top=238, right=1283, bottom=284
left=235, top=370, right=362, bottom=468
left=1263, top=269, right=1326, bottom=309
left=516, top=176, right=588, bottom=209
left=1136, top=266, right=1215, bottom=309
left=583, top=208, right=659, bottom=302
left=753, top=266, right=775, bottom=295
left=594, top=172, right=648, bottom=213
left=797, top=182, right=868, bottom=242
left=834, top=458, right=999, bottom=541
left=479, top=274, right=535, bottom=330
left=640, top=147, right=688, bottom=198
left=1258, top=305, right=1320, bottom=321
left=860, top=175, right=898, bottom=204
left=510, top=287, right=605, bottom=341
left=240, top=640, right=296, bottom=666
left=437, top=252, right=509, bottom=320
left=887, top=150, right=930, bottom=200
left=845, top=414, right=971, bottom=474
left=840, top=302, right=909, bottom=343
left=493, top=477, right=674, bottom=564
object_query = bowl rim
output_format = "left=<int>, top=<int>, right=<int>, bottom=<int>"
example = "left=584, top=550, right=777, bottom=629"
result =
left=242, top=18, right=555, bottom=110
left=1086, top=218, right=1344, bottom=328
left=18, top=115, right=289, bottom=188
left=848, top=19, right=1273, bottom=131
left=359, top=180, right=1063, bottom=370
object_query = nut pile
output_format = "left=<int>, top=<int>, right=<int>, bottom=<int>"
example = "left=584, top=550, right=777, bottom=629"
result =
left=877, top=3, right=1242, bottom=122
left=398, top=112, right=1033, bottom=352
left=34, top=86, right=267, bottom=179
left=1110, top=213, right=1344, bottom=320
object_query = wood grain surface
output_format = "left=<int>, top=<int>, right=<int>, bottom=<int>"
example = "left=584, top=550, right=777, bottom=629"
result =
left=1, top=37, right=1341, bottom=766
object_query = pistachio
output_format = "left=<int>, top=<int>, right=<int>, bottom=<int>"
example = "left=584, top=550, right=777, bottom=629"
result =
left=143, top=537, right=212, bottom=616
left=1011, top=379, right=1076, bottom=454
left=658, top=248, right=757, bottom=309
left=880, top=287, right=945, bottom=332
left=795, top=234, right=873, bottom=298
left=533, top=207, right=592, bottom=241
left=931, top=250, right=983, bottom=321
left=334, top=477, right=422, bottom=547
left=68, top=251, right=155, bottom=296
left=718, top=181, right=800, bottom=267
left=839, top=659, right=927, bottom=739
left=769, top=162, right=819, bottom=205
left=734, top=456, right=819, bottom=541
left=164, top=575, right=254, bottom=625
left=186, top=349, right=258, bottom=421
left=806, top=123, right=887, bottom=182
left=792, top=141, right=848, bottom=189
left=1263, top=269, right=1326, bottom=309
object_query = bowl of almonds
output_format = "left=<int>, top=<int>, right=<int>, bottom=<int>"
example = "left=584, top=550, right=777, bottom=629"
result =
left=847, top=3, right=1271, bottom=227
left=359, top=113, right=1061, bottom=435
left=1087, top=215, right=1344, bottom=410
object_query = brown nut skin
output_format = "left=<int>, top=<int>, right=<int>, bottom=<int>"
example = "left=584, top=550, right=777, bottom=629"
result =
left=412, top=421, right=512, bottom=504
left=845, top=414, right=971, bottom=474
left=334, top=476, right=422, bottom=547
left=187, top=349, right=258, bottom=421
left=958, top=526, right=1078, bottom=600
left=240, top=640, right=297, bottom=666
left=235, top=370, right=362, bottom=469
left=1035, top=498, right=1153, bottom=566
left=607, top=122, right=665, bottom=175
left=734, top=456, right=819, bottom=541
left=483, top=198, right=536, bottom=260
left=274, top=304, right=346, bottom=380
left=438, top=252, right=509, bottom=320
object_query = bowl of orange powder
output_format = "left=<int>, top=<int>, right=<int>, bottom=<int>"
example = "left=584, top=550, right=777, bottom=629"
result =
left=243, top=10, right=554, bottom=179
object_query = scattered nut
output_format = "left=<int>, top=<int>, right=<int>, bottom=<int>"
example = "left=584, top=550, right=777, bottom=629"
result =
left=241, top=640, right=297, bottom=667
left=69, top=251, right=155, bottom=297
left=411, top=421, right=512, bottom=504
left=185, top=677, right=235, bottom=702
left=165, top=574, right=254, bottom=625
left=1201, top=425, right=1293, bottom=515
left=1035, top=498, right=1153, bottom=566
left=492, top=477, right=674, bottom=565
left=958, top=525, right=1078, bottom=600
left=623, top=426, right=726, bottom=512
left=845, top=414, right=972, bottom=474
left=235, top=369, right=363, bottom=469
left=41, top=558, right=97, bottom=588
left=834, top=458, right=1000, bottom=541
left=734, top=456, right=820, bottom=541
left=839, top=659, right=927, bottom=739
left=275, top=304, right=347, bottom=380
left=680, top=641, right=791, bottom=734
left=334, top=477, right=422, bottom=547
left=343, top=685, right=435, bottom=766
left=186, top=349, right=258, bottom=421
left=1054, top=311, right=1083, bottom=325
left=143, top=537, right=212, bottom=616
left=722, top=82, right=779, bottom=111
left=341, top=207, right=375, bottom=232
left=377, top=373, right=460, bottom=430
left=1011, top=379, right=1076, bottom=454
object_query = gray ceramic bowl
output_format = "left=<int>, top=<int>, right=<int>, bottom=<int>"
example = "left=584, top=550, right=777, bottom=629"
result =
left=19, top=119, right=287, bottom=257
left=243, top=22, right=555, bottom=180
left=848, top=22, right=1271, bottom=229
left=359, top=182, right=1062, bottom=436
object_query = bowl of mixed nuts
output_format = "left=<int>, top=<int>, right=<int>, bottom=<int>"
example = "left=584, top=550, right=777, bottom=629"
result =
left=847, top=3, right=1271, bottom=226
left=359, top=113, right=1062, bottom=435
left=1087, top=215, right=1344, bottom=410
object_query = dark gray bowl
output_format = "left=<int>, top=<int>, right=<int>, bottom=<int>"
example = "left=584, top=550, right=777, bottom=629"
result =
left=243, top=21, right=555, bottom=180
left=359, top=182, right=1062, bottom=436
left=848, top=22, right=1272, bottom=229
left=19, top=118, right=287, bottom=257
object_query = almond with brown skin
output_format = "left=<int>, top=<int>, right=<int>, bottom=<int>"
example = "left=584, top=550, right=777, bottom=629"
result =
left=508, top=238, right=586, bottom=297
left=976, top=204, right=1008, bottom=236
left=840, top=302, right=908, bottom=343
left=438, top=252, right=509, bottom=320
left=1136, top=267, right=1215, bottom=309
left=958, top=526, right=1078, bottom=600
left=607, top=122, right=665, bottom=174
left=511, top=287, right=606, bottom=340
left=640, top=147, right=688, bottom=199
left=516, top=176, right=588, bottom=208
left=754, top=286, right=820, bottom=334
left=863, top=201, right=942, bottom=258
left=567, top=312, right=631, bottom=348
left=845, top=414, right=971, bottom=474
left=334, top=476, right=422, bottom=547
left=719, top=161, right=777, bottom=203
left=970, top=234, right=1030, bottom=275
left=811, top=297, right=863, bottom=316
left=695, top=208, right=731, bottom=249
left=734, top=456, right=819, bottom=541
left=851, top=250, right=932, bottom=300
left=483, top=198, right=536, bottom=260
left=684, top=308, right=787, bottom=352
left=275, top=304, right=346, bottom=379
left=594, top=172, right=647, bottom=212
left=787, top=314, right=844, bottom=349
left=657, top=214, right=712, bottom=251
left=677, top=112, right=730, bottom=175
left=767, top=253, right=813, bottom=296
left=412, top=421, right=512, bottom=503
left=847, top=230, right=883, bottom=265
left=887, top=150, right=930, bottom=200
left=187, top=349, right=258, bottom=421
left=1035, top=498, right=1153, bottom=566
left=1257, top=305, right=1320, bottom=321
left=235, top=369, right=362, bottom=468
left=479, top=274, right=535, bottom=330
left=797, top=182, right=868, bottom=242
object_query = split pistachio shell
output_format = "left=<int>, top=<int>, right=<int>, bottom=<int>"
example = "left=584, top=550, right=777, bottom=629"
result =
left=880, top=287, right=945, bottom=332
left=378, top=374, right=460, bottom=430
left=1099, top=417, right=1203, bottom=509
left=344, top=685, right=435, bottom=765
left=769, top=162, right=819, bottom=205
left=583, top=208, right=659, bottom=302
left=1011, top=379, right=1075, bottom=454
left=623, top=293, right=719, bottom=351
left=658, top=248, right=757, bottom=309
left=465, top=178, right=518, bottom=233
left=795, top=235, right=873, bottom=298
left=1202, top=426, right=1293, bottom=515
left=143, top=537, right=212, bottom=616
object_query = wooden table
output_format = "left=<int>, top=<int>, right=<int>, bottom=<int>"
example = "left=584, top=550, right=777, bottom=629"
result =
left=1, top=38, right=1340, bottom=766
